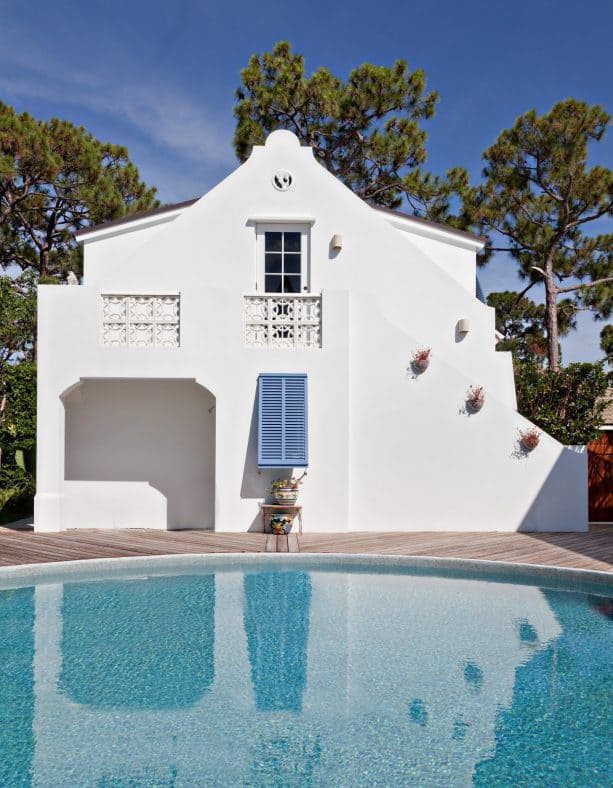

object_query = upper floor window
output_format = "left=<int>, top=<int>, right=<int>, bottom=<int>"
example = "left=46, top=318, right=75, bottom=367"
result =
left=257, top=225, right=309, bottom=293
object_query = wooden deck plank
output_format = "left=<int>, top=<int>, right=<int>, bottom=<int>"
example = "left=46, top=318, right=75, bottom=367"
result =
left=0, top=526, right=610, bottom=571
left=297, top=528, right=613, bottom=571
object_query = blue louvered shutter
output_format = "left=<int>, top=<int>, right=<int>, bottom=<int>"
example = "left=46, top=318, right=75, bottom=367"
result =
left=258, top=375, right=283, bottom=466
left=258, top=374, right=308, bottom=467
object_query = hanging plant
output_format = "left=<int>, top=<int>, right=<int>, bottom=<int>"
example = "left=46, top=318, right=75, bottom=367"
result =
left=466, top=385, right=485, bottom=413
left=411, top=347, right=431, bottom=373
left=519, top=427, right=541, bottom=452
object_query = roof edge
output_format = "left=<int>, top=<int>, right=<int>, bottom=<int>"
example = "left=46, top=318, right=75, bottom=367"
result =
left=73, top=197, right=486, bottom=247
left=74, top=198, right=199, bottom=239
left=372, top=205, right=487, bottom=245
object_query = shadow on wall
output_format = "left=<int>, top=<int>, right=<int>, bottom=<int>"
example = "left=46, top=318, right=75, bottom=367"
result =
left=64, top=379, right=215, bottom=530
left=517, top=446, right=588, bottom=533
left=240, top=391, right=297, bottom=533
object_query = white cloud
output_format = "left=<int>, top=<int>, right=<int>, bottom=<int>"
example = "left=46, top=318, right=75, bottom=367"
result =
left=0, top=69, right=234, bottom=169
left=0, top=22, right=234, bottom=170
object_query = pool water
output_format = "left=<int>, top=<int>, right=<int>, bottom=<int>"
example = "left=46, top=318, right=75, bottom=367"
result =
left=0, top=564, right=611, bottom=786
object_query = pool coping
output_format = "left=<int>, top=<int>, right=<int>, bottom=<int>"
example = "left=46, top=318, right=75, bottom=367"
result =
left=0, top=552, right=611, bottom=590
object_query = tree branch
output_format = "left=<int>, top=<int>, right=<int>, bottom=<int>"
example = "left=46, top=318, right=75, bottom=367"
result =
left=566, top=205, right=613, bottom=229
left=556, top=276, right=613, bottom=294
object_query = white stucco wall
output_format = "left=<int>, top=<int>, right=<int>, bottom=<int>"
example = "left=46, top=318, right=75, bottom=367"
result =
left=82, top=210, right=186, bottom=284
left=389, top=219, right=478, bottom=294
left=34, top=130, right=588, bottom=532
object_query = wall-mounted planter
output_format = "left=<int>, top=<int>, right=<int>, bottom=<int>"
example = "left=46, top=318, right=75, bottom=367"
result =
left=411, top=348, right=431, bottom=374
left=466, top=385, right=485, bottom=413
left=519, top=428, right=541, bottom=452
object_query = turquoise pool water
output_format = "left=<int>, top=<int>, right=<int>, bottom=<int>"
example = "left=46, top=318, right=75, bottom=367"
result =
left=0, top=562, right=611, bottom=786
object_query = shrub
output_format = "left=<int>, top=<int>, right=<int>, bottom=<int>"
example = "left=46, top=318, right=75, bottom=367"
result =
left=0, top=361, right=36, bottom=514
left=514, top=360, right=608, bottom=445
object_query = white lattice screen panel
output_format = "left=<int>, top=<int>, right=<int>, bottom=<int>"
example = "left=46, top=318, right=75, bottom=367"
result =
left=245, top=294, right=321, bottom=348
left=102, top=295, right=180, bottom=347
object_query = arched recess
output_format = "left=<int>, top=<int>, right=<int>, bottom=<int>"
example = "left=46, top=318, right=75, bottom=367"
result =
left=63, top=378, right=215, bottom=529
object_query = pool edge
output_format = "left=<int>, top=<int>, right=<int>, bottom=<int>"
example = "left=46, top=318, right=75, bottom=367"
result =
left=0, top=552, right=610, bottom=589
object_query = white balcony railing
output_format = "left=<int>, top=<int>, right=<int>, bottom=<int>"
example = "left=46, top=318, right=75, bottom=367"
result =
left=244, top=294, right=321, bottom=348
left=101, top=294, right=180, bottom=347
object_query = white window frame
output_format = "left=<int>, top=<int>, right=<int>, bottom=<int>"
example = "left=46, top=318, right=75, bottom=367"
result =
left=255, top=223, right=310, bottom=293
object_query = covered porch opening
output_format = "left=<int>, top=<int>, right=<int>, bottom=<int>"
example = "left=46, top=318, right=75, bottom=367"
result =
left=63, top=378, right=215, bottom=530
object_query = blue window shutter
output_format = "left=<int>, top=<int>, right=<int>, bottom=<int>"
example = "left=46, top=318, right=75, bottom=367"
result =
left=258, top=375, right=283, bottom=467
left=258, top=374, right=308, bottom=468
left=282, top=375, right=308, bottom=466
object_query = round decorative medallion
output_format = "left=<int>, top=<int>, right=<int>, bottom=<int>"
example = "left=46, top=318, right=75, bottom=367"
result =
left=272, top=170, right=293, bottom=191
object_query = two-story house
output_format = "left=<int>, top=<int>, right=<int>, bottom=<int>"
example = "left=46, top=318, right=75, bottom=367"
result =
left=34, top=130, right=587, bottom=532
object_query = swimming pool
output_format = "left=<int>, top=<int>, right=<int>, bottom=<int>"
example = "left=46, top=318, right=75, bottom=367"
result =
left=1, top=556, right=611, bottom=786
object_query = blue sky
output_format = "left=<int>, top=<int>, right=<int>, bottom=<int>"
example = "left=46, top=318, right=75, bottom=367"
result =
left=1, top=0, right=611, bottom=362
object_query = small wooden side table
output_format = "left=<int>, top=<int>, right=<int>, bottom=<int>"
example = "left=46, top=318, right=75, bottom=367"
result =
left=260, top=504, right=303, bottom=535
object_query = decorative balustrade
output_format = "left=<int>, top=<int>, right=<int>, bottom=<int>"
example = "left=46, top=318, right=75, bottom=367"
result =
left=102, top=295, right=180, bottom=347
left=244, top=294, right=321, bottom=349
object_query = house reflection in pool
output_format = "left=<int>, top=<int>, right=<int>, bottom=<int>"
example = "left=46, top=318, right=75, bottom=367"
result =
left=59, top=575, right=215, bottom=709
left=243, top=571, right=312, bottom=712
left=473, top=588, right=613, bottom=785
left=11, top=569, right=608, bottom=784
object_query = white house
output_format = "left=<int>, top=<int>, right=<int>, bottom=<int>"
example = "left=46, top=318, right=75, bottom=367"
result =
left=34, top=130, right=587, bottom=533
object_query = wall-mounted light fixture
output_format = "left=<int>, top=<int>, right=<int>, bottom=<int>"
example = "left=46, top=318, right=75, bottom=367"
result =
left=457, top=318, right=470, bottom=334
left=331, top=233, right=343, bottom=251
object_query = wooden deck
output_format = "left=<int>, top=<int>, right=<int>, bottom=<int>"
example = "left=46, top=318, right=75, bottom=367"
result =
left=0, top=525, right=611, bottom=572
left=300, top=527, right=613, bottom=572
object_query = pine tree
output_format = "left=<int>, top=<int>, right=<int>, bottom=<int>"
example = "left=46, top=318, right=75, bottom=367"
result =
left=0, top=100, right=158, bottom=279
left=234, top=41, right=470, bottom=224
left=473, top=99, right=613, bottom=371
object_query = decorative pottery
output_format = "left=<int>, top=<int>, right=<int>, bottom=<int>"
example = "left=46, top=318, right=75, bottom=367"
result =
left=466, top=385, right=485, bottom=413
left=412, top=359, right=429, bottom=374
left=274, top=488, right=299, bottom=505
left=519, top=431, right=540, bottom=452
left=270, top=514, right=294, bottom=535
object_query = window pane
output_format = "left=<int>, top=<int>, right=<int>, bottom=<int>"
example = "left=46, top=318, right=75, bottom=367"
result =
left=283, top=275, right=301, bottom=293
left=265, top=275, right=282, bottom=293
left=265, top=232, right=282, bottom=252
left=265, top=253, right=282, bottom=274
left=284, top=254, right=301, bottom=274
left=284, top=232, right=301, bottom=252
